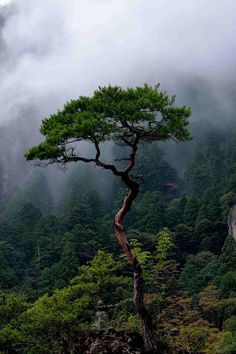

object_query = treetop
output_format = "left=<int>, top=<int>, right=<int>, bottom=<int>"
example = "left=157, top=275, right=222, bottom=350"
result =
left=25, top=84, right=191, bottom=167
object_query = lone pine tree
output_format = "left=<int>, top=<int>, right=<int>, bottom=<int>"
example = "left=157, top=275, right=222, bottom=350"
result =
left=26, top=84, right=191, bottom=353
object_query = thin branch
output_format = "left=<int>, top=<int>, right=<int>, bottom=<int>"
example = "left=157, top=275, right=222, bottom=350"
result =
left=95, top=159, right=123, bottom=176
left=93, top=136, right=101, bottom=161
left=121, top=120, right=144, bottom=135
left=123, top=138, right=133, bottom=147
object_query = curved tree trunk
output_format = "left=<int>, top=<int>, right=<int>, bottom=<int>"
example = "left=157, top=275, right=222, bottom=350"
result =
left=114, top=175, right=159, bottom=353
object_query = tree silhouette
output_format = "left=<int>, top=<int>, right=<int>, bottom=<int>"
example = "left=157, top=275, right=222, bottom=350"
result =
left=26, top=84, right=191, bottom=353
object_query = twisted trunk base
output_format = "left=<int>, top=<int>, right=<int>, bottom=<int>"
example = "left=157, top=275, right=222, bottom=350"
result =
left=114, top=182, right=159, bottom=353
left=133, top=259, right=159, bottom=353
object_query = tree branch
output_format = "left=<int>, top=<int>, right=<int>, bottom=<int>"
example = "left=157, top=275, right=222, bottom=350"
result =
left=123, top=134, right=139, bottom=174
left=93, top=136, right=101, bottom=161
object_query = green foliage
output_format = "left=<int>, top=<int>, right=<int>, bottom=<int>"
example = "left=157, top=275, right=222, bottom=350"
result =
left=129, top=239, right=151, bottom=266
left=220, top=272, right=236, bottom=298
left=172, top=224, right=194, bottom=263
left=194, top=219, right=227, bottom=254
left=180, top=252, right=220, bottom=295
left=60, top=165, right=106, bottom=230
left=0, top=291, right=29, bottom=353
left=220, top=235, right=236, bottom=272
left=221, top=191, right=236, bottom=220
left=16, top=203, right=42, bottom=230
left=165, top=197, right=186, bottom=227
left=0, top=251, right=132, bottom=353
left=14, top=285, right=93, bottom=353
left=25, top=84, right=191, bottom=162
left=72, top=251, right=131, bottom=304
left=39, top=233, right=79, bottom=291
left=224, top=316, right=236, bottom=333
left=196, top=188, right=221, bottom=224
left=221, top=334, right=236, bottom=354
left=184, top=136, right=225, bottom=197
left=183, top=195, right=200, bottom=226
left=0, top=241, right=21, bottom=288
left=132, top=191, right=165, bottom=233
left=0, top=291, right=28, bottom=326
left=156, top=227, right=174, bottom=262
left=199, top=285, right=223, bottom=327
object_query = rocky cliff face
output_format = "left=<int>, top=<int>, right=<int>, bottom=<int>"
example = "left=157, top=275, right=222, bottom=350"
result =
left=228, top=204, right=236, bottom=241
left=74, top=330, right=143, bottom=353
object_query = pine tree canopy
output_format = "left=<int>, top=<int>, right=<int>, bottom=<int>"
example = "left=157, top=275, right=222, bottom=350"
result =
left=25, top=84, right=191, bottom=165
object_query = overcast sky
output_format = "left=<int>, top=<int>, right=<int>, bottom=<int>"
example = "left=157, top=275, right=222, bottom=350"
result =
left=0, top=0, right=10, bottom=5
left=0, top=0, right=235, bottom=125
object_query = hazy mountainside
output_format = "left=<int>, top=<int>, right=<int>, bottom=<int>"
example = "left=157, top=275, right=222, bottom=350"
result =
left=0, top=1, right=236, bottom=352
left=0, top=124, right=235, bottom=353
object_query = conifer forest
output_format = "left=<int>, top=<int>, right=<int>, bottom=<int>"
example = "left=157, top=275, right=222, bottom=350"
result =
left=0, top=1, right=235, bottom=353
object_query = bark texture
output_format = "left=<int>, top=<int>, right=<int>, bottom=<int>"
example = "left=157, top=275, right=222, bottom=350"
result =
left=114, top=175, right=159, bottom=353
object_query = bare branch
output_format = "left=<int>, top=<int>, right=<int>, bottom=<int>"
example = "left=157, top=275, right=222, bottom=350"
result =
left=95, top=159, right=123, bottom=176
left=123, top=138, right=133, bottom=147
left=62, top=155, right=96, bottom=164
left=93, top=136, right=101, bottom=161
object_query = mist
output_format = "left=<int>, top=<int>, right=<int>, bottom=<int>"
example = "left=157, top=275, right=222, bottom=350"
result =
left=0, top=0, right=235, bottom=198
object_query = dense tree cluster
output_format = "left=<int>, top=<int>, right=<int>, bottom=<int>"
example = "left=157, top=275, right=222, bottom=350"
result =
left=0, top=96, right=235, bottom=352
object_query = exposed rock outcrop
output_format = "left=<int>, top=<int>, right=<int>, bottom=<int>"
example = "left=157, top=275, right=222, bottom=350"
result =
left=74, top=330, right=143, bottom=353
left=228, top=204, right=236, bottom=241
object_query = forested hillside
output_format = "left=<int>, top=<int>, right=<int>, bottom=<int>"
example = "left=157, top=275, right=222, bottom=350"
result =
left=0, top=0, right=235, bottom=352
left=0, top=122, right=235, bottom=353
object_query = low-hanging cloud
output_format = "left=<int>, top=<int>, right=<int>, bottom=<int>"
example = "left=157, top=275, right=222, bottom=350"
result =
left=0, top=0, right=235, bottom=195
left=1, top=0, right=236, bottom=120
